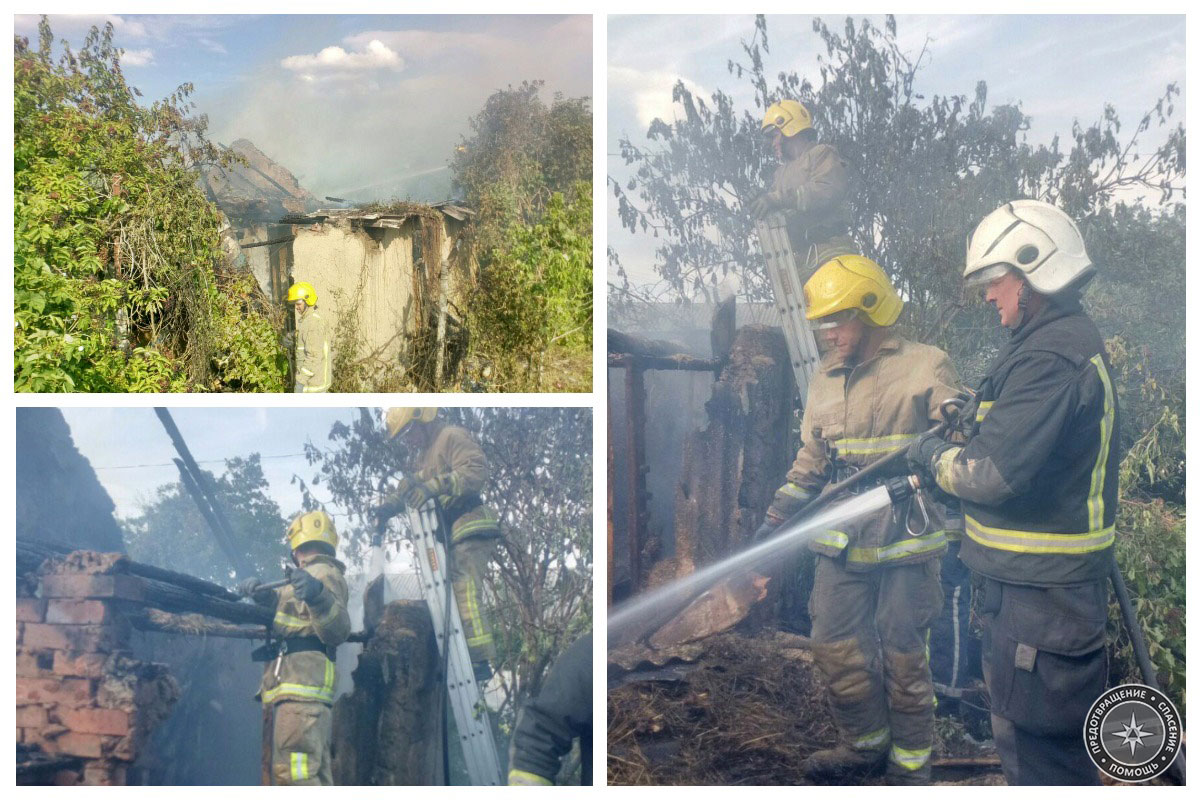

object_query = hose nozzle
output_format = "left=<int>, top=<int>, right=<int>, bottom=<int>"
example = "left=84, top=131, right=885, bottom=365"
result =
left=885, top=474, right=922, bottom=503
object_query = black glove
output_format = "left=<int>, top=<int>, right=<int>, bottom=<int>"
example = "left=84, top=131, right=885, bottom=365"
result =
left=236, top=577, right=262, bottom=598
left=753, top=518, right=782, bottom=544
left=906, top=431, right=953, bottom=486
left=289, top=568, right=325, bottom=605
left=748, top=191, right=785, bottom=218
left=401, top=477, right=436, bottom=508
left=371, top=498, right=405, bottom=525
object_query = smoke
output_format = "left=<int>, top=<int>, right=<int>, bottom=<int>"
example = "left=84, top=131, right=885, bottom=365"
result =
left=198, top=16, right=592, bottom=203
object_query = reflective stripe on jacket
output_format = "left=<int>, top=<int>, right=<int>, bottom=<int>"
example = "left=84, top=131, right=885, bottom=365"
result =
left=257, top=555, right=350, bottom=705
left=772, top=334, right=962, bottom=569
left=932, top=302, right=1119, bottom=586
left=296, top=309, right=331, bottom=393
left=416, top=424, right=501, bottom=542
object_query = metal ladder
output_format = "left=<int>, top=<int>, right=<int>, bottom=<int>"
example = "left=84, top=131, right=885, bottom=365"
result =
left=404, top=503, right=502, bottom=786
left=755, top=213, right=822, bottom=401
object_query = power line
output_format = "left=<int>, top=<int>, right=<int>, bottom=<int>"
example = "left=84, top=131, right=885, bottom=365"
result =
left=93, top=452, right=310, bottom=470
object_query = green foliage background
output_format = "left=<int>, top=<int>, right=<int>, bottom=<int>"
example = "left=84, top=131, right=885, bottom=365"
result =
left=14, top=19, right=288, bottom=392
left=452, top=82, right=594, bottom=391
left=610, top=16, right=1185, bottom=706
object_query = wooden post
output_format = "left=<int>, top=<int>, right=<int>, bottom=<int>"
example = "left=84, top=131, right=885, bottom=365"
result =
left=624, top=365, right=647, bottom=592
left=435, top=257, right=448, bottom=388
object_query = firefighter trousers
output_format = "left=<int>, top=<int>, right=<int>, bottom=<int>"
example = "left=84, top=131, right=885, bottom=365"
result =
left=808, top=554, right=943, bottom=784
left=978, top=577, right=1106, bottom=785
left=262, top=700, right=333, bottom=785
left=450, top=535, right=499, bottom=666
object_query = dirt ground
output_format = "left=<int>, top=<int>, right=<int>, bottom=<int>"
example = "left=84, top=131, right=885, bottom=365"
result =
left=608, top=631, right=1002, bottom=786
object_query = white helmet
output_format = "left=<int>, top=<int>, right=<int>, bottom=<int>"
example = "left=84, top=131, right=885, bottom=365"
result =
left=964, top=199, right=1093, bottom=295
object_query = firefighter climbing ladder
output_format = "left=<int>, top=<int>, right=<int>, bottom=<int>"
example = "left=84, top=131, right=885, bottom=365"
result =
left=404, top=504, right=502, bottom=786
left=755, top=213, right=822, bottom=401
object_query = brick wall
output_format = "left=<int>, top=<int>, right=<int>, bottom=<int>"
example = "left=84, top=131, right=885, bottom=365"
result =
left=16, top=551, right=179, bottom=785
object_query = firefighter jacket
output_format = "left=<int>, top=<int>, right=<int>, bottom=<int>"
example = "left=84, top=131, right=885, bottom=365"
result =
left=256, top=554, right=350, bottom=706
left=508, top=633, right=593, bottom=786
left=932, top=300, right=1119, bottom=587
left=768, top=141, right=853, bottom=252
left=769, top=333, right=962, bottom=569
left=295, top=309, right=331, bottom=393
left=413, top=424, right=501, bottom=543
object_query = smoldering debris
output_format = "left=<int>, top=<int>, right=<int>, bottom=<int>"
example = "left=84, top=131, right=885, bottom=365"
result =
left=608, top=631, right=1001, bottom=786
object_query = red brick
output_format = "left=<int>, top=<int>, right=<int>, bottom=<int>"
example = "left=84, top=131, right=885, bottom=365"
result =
left=47, top=600, right=112, bottom=625
left=16, top=676, right=93, bottom=707
left=54, top=650, right=110, bottom=678
left=16, top=704, right=48, bottom=728
left=40, top=574, right=143, bottom=601
left=57, top=707, right=131, bottom=737
left=17, top=597, right=47, bottom=622
left=53, top=732, right=106, bottom=759
left=22, top=623, right=126, bottom=653
left=16, top=648, right=55, bottom=677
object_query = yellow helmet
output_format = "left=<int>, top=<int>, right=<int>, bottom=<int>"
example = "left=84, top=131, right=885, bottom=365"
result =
left=286, top=510, right=338, bottom=553
left=385, top=407, right=438, bottom=439
left=804, top=255, right=903, bottom=328
left=762, top=99, right=813, bottom=138
left=286, top=281, right=317, bottom=307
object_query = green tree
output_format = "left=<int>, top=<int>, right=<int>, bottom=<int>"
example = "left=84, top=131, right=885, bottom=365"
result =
left=14, top=18, right=288, bottom=392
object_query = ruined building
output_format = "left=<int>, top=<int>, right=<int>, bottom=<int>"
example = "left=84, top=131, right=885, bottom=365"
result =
left=203, top=139, right=473, bottom=384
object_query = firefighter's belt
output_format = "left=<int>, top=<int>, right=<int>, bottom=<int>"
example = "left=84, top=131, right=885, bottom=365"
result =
left=251, top=635, right=337, bottom=663
left=443, top=493, right=483, bottom=524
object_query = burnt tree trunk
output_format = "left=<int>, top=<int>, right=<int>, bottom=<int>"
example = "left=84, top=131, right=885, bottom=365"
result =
left=331, top=601, right=443, bottom=785
left=660, top=325, right=794, bottom=586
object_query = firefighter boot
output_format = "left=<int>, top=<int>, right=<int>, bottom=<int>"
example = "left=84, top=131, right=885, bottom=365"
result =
left=802, top=745, right=888, bottom=782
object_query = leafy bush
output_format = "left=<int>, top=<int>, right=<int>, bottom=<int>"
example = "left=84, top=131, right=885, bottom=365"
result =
left=14, top=18, right=287, bottom=392
left=464, top=183, right=593, bottom=389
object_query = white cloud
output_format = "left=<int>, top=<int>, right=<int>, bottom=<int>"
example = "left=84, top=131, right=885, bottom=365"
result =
left=15, top=14, right=148, bottom=40
left=120, top=48, right=154, bottom=67
left=281, top=40, right=404, bottom=78
left=609, top=66, right=710, bottom=130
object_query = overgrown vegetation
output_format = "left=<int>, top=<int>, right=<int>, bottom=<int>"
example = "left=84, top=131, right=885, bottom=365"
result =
left=610, top=14, right=1185, bottom=709
left=453, top=82, right=594, bottom=391
left=14, top=19, right=289, bottom=392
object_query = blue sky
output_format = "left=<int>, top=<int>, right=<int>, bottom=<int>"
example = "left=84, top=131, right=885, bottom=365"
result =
left=58, top=407, right=361, bottom=521
left=608, top=14, right=1186, bottom=287
left=16, top=14, right=592, bottom=202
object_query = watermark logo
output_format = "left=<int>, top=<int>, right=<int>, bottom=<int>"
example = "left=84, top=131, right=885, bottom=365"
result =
left=1084, top=684, right=1180, bottom=783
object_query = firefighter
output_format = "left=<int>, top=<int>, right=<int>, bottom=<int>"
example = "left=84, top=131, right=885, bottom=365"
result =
left=372, top=407, right=502, bottom=681
left=756, top=255, right=962, bottom=784
left=908, top=200, right=1117, bottom=785
left=507, top=632, right=593, bottom=786
left=238, top=510, right=350, bottom=785
left=749, top=99, right=856, bottom=280
left=287, top=281, right=331, bottom=393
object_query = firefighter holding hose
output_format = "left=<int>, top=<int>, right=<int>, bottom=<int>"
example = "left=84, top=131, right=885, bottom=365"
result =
left=756, top=255, right=962, bottom=784
left=238, top=510, right=350, bottom=785
left=907, top=200, right=1119, bottom=785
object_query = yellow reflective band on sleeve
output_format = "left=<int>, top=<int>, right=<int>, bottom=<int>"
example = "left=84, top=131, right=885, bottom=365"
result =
left=964, top=515, right=1114, bottom=554
left=853, top=727, right=890, bottom=751
left=812, top=530, right=849, bottom=550
left=975, top=401, right=994, bottom=422
left=846, top=531, right=948, bottom=565
left=891, top=745, right=931, bottom=770
left=508, top=768, right=553, bottom=786
left=779, top=482, right=814, bottom=501
left=290, top=752, right=309, bottom=782
left=273, top=612, right=309, bottom=631
left=833, top=433, right=918, bottom=456
left=1086, top=355, right=1116, bottom=532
